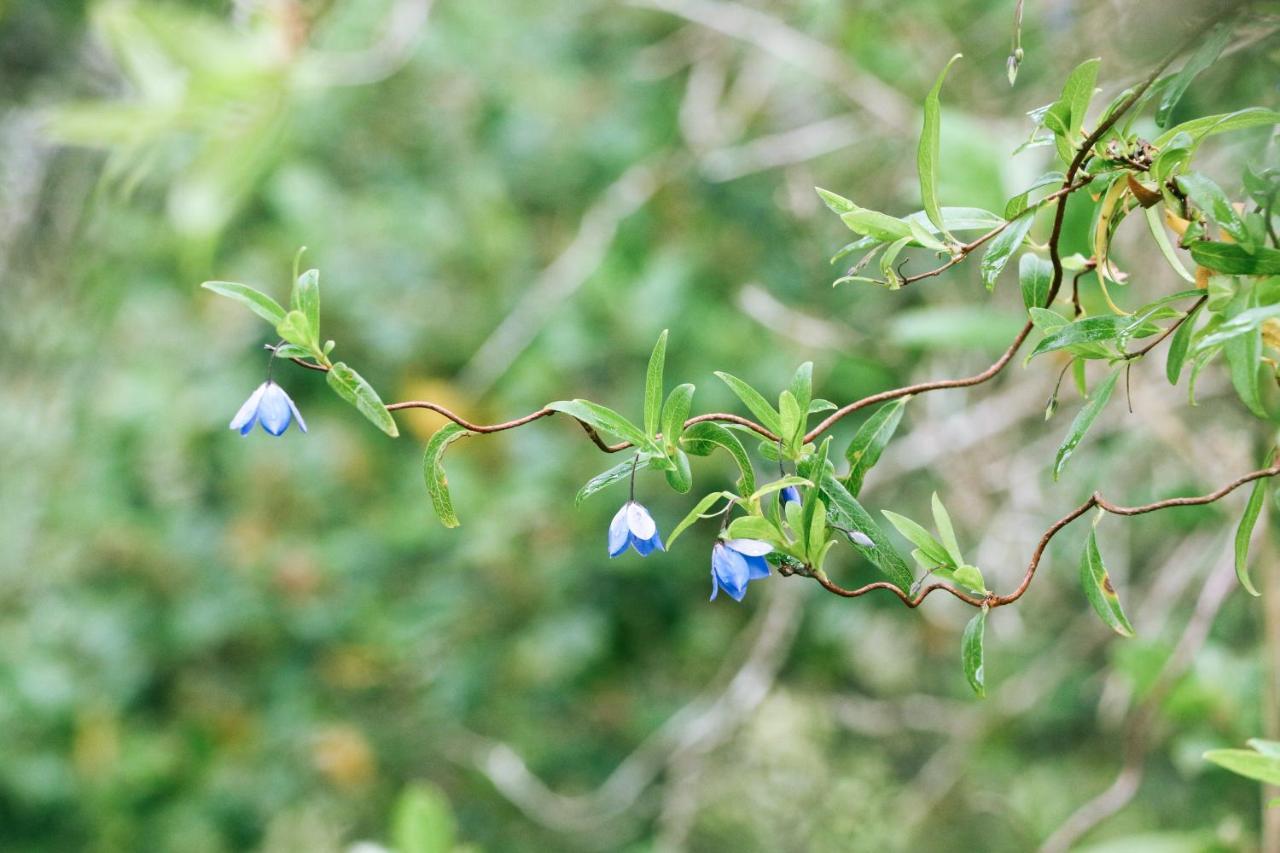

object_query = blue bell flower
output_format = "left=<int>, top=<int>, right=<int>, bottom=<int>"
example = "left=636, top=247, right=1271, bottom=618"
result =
left=778, top=485, right=801, bottom=507
left=710, top=538, right=773, bottom=601
left=608, top=501, right=664, bottom=557
left=229, top=381, right=307, bottom=436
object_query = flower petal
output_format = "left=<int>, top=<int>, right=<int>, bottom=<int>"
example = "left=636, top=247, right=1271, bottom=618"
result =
left=257, top=382, right=293, bottom=435
left=632, top=533, right=658, bottom=557
left=779, top=486, right=801, bottom=506
left=608, top=504, right=631, bottom=557
left=711, top=544, right=749, bottom=602
left=229, top=383, right=267, bottom=433
left=725, top=538, right=772, bottom=557
left=626, top=502, right=657, bottom=539
left=744, top=555, right=772, bottom=581
left=283, top=388, right=307, bottom=433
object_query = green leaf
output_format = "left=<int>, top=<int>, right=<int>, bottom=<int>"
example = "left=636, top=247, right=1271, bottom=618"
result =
left=661, top=383, right=695, bottom=450
left=391, top=783, right=457, bottom=853
left=422, top=423, right=470, bottom=528
left=1179, top=173, right=1252, bottom=247
left=816, top=187, right=857, bottom=215
left=326, top=361, right=399, bottom=437
left=1204, top=748, right=1280, bottom=787
left=961, top=608, right=987, bottom=698
left=665, top=448, right=693, bottom=493
left=1233, top=451, right=1272, bottom=597
left=1019, top=253, right=1052, bottom=312
left=799, top=438, right=832, bottom=557
left=1190, top=241, right=1280, bottom=275
left=807, top=497, right=828, bottom=559
left=1054, top=368, right=1120, bottom=480
left=818, top=472, right=915, bottom=591
left=789, top=362, right=813, bottom=424
left=841, top=209, right=915, bottom=243
left=1031, top=316, right=1126, bottom=359
left=275, top=309, right=313, bottom=350
left=843, top=397, right=909, bottom=496
left=980, top=215, right=1036, bottom=290
left=202, top=280, right=287, bottom=326
left=1063, top=58, right=1100, bottom=139
left=952, top=564, right=986, bottom=593
left=918, top=53, right=962, bottom=238
left=644, top=329, right=668, bottom=438
left=1197, top=305, right=1280, bottom=349
left=749, top=476, right=811, bottom=504
left=1154, top=108, right=1280, bottom=148
left=291, top=268, right=320, bottom=344
left=680, top=421, right=756, bottom=495
left=1223, top=292, right=1267, bottom=418
left=667, top=491, right=735, bottom=548
left=576, top=457, right=649, bottom=506
left=778, top=390, right=803, bottom=450
left=546, top=400, right=655, bottom=451
left=1005, top=171, right=1064, bottom=219
left=1157, top=24, right=1231, bottom=127
left=881, top=509, right=951, bottom=567
left=727, top=514, right=784, bottom=544
left=1079, top=530, right=1135, bottom=637
left=1166, top=300, right=1203, bottom=385
left=931, top=492, right=963, bottom=566
left=1145, top=205, right=1196, bottom=283
left=714, top=372, right=782, bottom=436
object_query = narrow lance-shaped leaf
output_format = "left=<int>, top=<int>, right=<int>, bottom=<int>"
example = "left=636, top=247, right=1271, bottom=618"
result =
left=1204, top=743, right=1280, bottom=787
left=644, top=329, right=668, bottom=438
left=203, top=280, right=286, bottom=326
left=1156, top=23, right=1231, bottom=127
left=1144, top=205, right=1196, bottom=283
left=292, top=268, right=320, bottom=346
left=1190, top=242, right=1280, bottom=275
left=1166, top=300, right=1202, bottom=385
left=667, top=491, right=735, bottom=548
left=843, top=396, right=910, bottom=496
left=576, top=456, right=650, bottom=507
left=1233, top=451, right=1273, bottom=597
left=680, top=421, right=756, bottom=495
left=714, top=371, right=782, bottom=435
left=918, top=53, right=962, bottom=238
left=546, top=399, right=656, bottom=451
left=1031, top=316, right=1127, bottom=359
left=326, top=361, right=400, bottom=437
left=819, top=472, right=915, bottom=591
left=423, top=423, right=470, bottom=528
left=1054, top=368, right=1120, bottom=480
left=961, top=607, right=987, bottom=698
left=882, top=509, right=951, bottom=567
left=661, top=383, right=695, bottom=452
left=931, top=492, right=963, bottom=566
left=1079, top=530, right=1135, bottom=637
left=1223, top=293, right=1267, bottom=418
left=1019, top=253, right=1052, bottom=312
left=1179, top=173, right=1253, bottom=247
left=665, top=448, right=693, bottom=494
left=981, top=214, right=1036, bottom=291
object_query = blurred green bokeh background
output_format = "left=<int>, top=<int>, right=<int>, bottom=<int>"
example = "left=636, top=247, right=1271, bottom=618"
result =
left=3, top=0, right=1279, bottom=850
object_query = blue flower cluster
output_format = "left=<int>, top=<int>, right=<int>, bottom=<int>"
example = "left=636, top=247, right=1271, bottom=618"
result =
left=608, top=501, right=774, bottom=602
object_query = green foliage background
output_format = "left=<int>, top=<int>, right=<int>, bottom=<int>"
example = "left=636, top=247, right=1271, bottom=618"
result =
left=1, top=0, right=1278, bottom=850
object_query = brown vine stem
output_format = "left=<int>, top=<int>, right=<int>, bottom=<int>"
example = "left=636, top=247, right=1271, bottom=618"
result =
left=813, top=462, right=1280, bottom=610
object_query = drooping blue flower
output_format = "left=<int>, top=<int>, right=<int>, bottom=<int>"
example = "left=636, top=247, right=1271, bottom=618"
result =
left=608, top=501, right=664, bottom=557
left=778, top=485, right=801, bottom=508
left=710, top=538, right=773, bottom=602
left=229, top=381, right=307, bottom=436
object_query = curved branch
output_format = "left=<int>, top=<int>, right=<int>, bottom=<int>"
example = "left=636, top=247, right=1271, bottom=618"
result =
left=809, top=462, right=1280, bottom=609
